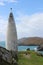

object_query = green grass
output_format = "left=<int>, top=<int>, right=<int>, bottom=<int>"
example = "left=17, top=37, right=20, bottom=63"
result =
left=18, top=51, right=43, bottom=65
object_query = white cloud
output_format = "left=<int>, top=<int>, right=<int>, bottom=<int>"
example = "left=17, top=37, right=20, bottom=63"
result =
left=16, top=13, right=43, bottom=39
left=0, top=2, right=5, bottom=6
left=6, top=0, right=17, bottom=2
left=0, top=12, right=43, bottom=41
left=0, top=16, right=8, bottom=41
left=0, top=0, right=17, bottom=6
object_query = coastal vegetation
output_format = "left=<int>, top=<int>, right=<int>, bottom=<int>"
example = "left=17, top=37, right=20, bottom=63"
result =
left=18, top=51, right=43, bottom=65
left=0, top=47, right=43, bottom=65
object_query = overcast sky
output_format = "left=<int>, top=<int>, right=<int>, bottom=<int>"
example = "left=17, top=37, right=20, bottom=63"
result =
left=0, top=0, right=43, bottom=41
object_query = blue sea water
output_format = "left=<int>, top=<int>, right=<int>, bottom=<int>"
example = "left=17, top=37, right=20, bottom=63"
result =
left=18, top=46, right=38, bottom=51
left=0, top=41, right=38, bottom=51
left=0, top=41, right=5, bottom=48
left=0, top=41, right=43, bottom=55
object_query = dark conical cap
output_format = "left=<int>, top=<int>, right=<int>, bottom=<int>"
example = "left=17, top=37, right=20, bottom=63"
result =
left=9, top=12, right=13, bottom=17
left=9, top=8, right=13, bottom=17
left=9, top=8, right=14, bottom=22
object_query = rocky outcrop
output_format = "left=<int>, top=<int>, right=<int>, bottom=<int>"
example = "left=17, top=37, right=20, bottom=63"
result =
left=18, top=37, right=43, bottom=46
left=37, top=45, right=43, bottom=51
left=0, top=46, right=18, bottom=65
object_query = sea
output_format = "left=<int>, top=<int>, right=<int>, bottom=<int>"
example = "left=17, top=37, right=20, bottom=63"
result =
left=0, top=41, right=43, bottom=55
left=0, top=41, right=38, bottom=51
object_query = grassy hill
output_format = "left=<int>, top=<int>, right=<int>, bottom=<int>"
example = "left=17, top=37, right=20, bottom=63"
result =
left=18, top=51, right=43, bottom=65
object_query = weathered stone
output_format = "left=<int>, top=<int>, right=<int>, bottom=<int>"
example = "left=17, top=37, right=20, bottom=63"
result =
left=37, top=45, right=43, bottom=51
left=0, top=46, right=18, bottom=65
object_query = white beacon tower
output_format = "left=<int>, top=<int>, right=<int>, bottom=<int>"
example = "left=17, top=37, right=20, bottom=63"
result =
left=6, top=9, right=18, bottom=53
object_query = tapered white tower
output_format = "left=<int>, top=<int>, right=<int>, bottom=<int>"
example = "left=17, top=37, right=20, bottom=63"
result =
left=6, top=9, right=18, bottom=52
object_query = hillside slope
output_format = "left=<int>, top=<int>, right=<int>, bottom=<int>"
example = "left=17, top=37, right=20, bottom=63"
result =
left=18, top=37, right=43, bottom=46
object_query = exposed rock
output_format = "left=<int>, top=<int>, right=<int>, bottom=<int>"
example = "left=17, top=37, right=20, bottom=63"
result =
left=37, top=45, right=43, bottom=51
left=0, top=46, right=18, bottom=65
left=26, top=48, right=30, bottom=51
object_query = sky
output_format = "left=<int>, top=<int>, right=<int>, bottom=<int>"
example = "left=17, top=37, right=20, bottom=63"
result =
left=0, top=0, right=43, bottom=41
